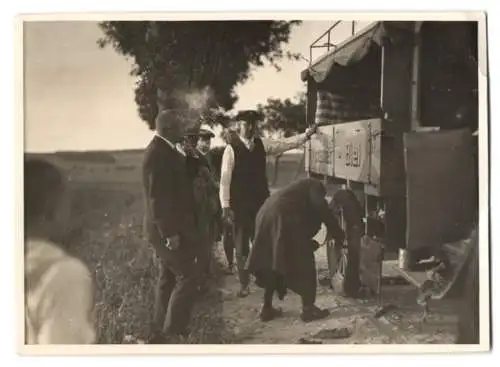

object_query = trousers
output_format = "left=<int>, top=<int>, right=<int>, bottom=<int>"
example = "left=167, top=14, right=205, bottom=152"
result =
left=232, top=211, right=256, bottom=288
left=153, top=247, right=197, bottom=336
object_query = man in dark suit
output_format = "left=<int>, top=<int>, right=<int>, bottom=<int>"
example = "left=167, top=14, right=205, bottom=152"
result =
left=143, top=109, right=200, bottom=343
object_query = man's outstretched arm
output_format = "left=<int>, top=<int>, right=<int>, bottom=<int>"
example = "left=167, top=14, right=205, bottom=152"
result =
left=261, top=126, right=316, bottom=156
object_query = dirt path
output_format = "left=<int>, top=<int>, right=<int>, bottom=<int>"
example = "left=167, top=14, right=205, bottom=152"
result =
left=212, top=244, right=459, bottom=344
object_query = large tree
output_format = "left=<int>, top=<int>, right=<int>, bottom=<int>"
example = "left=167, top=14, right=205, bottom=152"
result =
left=97, top=21, right=302, bottom=129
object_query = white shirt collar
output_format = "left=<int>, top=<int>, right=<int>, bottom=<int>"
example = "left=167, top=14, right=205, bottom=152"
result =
left=155, top=133, right=175, bottom=149
left=175, top=143, right=187, bottom=156
left=155, top=133, right=186, bottom=156
left=239, top=135, right=255, bottom=149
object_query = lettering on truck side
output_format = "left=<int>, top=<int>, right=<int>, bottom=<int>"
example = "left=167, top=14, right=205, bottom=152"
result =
left=345, top=142, right=361, bottom=167
left=313, top=149, right=332, bottom=165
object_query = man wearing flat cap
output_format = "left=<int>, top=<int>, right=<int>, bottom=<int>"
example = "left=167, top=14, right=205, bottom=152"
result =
left=196, top=128, right=215, bottom=154
left=195, top=128, right=225, bottom=254
left=219, top=109, right=316, bottom=297
left=195, top=128, right=219, bottom=181
left=180, top=126, right=220, bottom=293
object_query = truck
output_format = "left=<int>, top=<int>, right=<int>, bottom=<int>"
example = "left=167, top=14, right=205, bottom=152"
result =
left=302, top=21, right=480, bottom=341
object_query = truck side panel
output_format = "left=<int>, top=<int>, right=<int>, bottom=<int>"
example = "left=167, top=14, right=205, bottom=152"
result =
left=334, top=119, right=379, bottom=185
left=305, top=124, right=335, bottom=176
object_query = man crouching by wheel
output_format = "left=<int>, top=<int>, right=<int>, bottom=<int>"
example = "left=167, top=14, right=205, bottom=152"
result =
left=245, top=177, right=345, bottom=323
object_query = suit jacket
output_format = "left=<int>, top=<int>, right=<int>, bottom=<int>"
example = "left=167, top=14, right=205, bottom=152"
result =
left=142, top=136, right=197, bottom=254
left=196, top=151, right=210, bottom=171
left=205, top=146, right=225, bottom=181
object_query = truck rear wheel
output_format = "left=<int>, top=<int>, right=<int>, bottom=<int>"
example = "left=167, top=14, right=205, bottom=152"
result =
left=328, top=188, right=364, bottom=298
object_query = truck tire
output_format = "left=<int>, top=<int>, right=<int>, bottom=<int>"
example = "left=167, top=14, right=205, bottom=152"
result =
left=328, top=188, right=364, bottom=298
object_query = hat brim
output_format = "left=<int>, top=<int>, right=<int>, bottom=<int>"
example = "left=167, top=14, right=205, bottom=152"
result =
left=235, top=110, right=263, bottom=123
left=183, top=131, right=200, bottom=137
left=238, top=119, right=259, bottom=125
left=199, top=133, right=215, bottom=138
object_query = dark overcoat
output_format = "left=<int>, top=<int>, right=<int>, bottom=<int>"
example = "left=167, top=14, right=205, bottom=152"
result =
left=185, top=152, right=220, bottom=244
left=142, top=136, right=198, bottom=258
left=246, top=177, right=344, bottom=298
left=204, top=146, right=226, bottom=241
left=205, top=146, right=225, bottom=182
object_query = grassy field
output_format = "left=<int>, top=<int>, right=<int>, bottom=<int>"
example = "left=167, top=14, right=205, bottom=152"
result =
left=27, top=149, right=307, bottom=344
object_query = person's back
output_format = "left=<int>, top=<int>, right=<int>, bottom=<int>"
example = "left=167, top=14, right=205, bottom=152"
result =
left=24, top=158, right=96, bottom=344
left=262, top=178, right=310, bottom=206
left=248, top=177, right=344, bottom=323
left=258, top=178, right=322, bottom=229
left=25, top=238, right=95, bottom=344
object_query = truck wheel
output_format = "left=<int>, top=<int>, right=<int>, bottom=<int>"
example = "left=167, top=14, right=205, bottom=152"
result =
left=328, top=188, right=364, bottom=298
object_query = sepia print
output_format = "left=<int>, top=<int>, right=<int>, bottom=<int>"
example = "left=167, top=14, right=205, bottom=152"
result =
left=19, top=12, right=489, bottom=354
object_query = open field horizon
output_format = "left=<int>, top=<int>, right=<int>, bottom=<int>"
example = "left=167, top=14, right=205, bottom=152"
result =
left=26, top=148, right=308, bottom=186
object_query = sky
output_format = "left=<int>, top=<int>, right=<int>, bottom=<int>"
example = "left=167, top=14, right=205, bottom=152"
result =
left=24, top=20, right=371, bottom=152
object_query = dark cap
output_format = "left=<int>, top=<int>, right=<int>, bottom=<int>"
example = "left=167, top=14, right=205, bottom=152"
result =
left=199, top=128, right=215, bottom=139
left=183, top=126, right=201, bottom=137
left=234, top=109, right=263, bottom=124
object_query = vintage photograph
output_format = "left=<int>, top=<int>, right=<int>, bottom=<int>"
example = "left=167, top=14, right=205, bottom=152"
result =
left=20, top=13, right=489, bottom=352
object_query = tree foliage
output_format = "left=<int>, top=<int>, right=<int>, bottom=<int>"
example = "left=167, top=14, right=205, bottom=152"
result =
left=97, top=21, right=302, bottom=130
left=257, top=93, right=307, bottom=137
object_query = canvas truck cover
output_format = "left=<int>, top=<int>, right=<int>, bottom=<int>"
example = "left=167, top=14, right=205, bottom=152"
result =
left=301, top=21, right=418, bottom=84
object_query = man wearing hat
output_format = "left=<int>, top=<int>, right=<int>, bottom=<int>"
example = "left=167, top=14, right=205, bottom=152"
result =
left=180, top=126, right=220, bottom=293
left=196, top=128, right=215, bottom=155
left=142, top=109, right=200, bottom=342
left=195, top=128, right=225, bottom=252
left=199, top=131, right=235, bottom=274
left=219, top=109, right=316, bottom=297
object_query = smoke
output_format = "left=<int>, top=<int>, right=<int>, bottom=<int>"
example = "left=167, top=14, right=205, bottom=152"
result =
left=181, top=86, right=214, bottom=113
left=159, top=85, right=214, bottom=116
left=157, top=86, right=215, bottom=128
left=156, top=86, right=214, bottom=115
